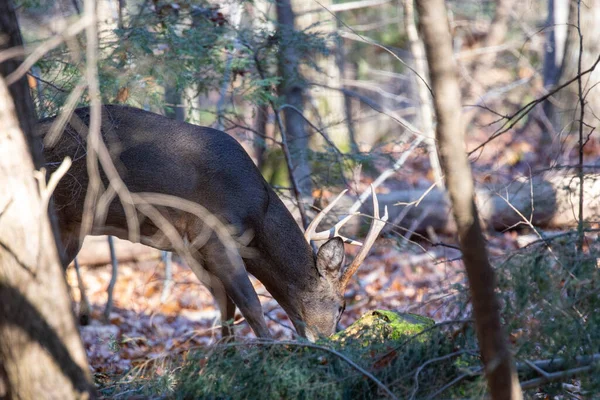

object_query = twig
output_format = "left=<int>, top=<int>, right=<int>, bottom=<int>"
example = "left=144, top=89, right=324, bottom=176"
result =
left=104, top=236, right=118, bottom=321
left=520, top=365, right=593, bottom=390
left=523, top=360, right=550, bottom=379
left=311, top=82, right=425, bottom=139
left=81, top=0, right=140, bottom=243
left=279, top=103, right=349, bottom=187
left=313, top=0, right=431, bottom=97
left=349, top=137, right=424, bottom=214
left=516, top=353, right=600, bottom=374
left=5, top=14, right=92, bottom=85
left=374, top=319, right=473, bottom=365
left=237, top=340, right=399, bottom=400
left=381, top=203, right=412, bottom=235
left=425, top=371, right=478, bottom=400
left=73, top=257, right=90, bottom=325
left=409, top=350, right=469, bottom=400
left=26, top=72, right=68, bottom=93
left=576, top=0, right=585, bottom=252
left=34, top=156, right=72, bottom=211
left=468, top=52, right=600, bottom=156
left=129, top=192, right=240, bottom=266
left=160, top=251, right=173, bottom=303
left=273, top=109, right=310, bottom=229
left=43, top=79, right=86, bottom=147
left=279, top=103, right=345, bottom=159
left=0, top=46, right=26, bottom=64
left=404, top=206, right=432, bottom=242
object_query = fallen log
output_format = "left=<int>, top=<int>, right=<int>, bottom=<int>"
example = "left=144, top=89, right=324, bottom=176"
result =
left=74, top=173, right=600, bottom=267
left=71, top=235, right=161, bottom=267
left=362, top=173, right=600, bottom=234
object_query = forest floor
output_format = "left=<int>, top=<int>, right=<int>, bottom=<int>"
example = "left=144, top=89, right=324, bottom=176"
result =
left=67, top=228, right=522, bottom=379
left=66, top=120, right=596, bottom=384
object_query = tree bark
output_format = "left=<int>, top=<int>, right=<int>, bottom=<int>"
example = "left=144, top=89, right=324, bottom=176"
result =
left=416, top=1, right=523, bottom=399
left=0, top=2, right=95, bottom=398
left=0, top=2, right=40, bottom=166
left=253, top=104, right=269, bottom=171
left=547, top=0, right=600, bottom=136
left=402, top=0, right=442, bottom=184
left=276, top=0, right=312, bottom=195
left=543, top=0, right=569, bottom=89
left=462, top=0, right=516, bottom=128
left=164, top=82, right=185, bottom=122
left=0, top=72, right=95, bottom=400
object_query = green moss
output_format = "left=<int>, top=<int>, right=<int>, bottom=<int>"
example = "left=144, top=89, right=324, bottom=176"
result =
left=331, top=310, right=434, bottom=346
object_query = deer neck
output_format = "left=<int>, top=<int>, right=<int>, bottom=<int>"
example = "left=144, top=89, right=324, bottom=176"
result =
left=244, top=192, right=319, bottom=326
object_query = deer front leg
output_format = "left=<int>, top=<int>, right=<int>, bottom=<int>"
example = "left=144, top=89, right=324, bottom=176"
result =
left=203, top=272, right=236, bottom=339
left=212, top=281, right=236, bottom=340
left=58, top=230, right=91, bottom=325
left=197, top=242, right=270, bottom=339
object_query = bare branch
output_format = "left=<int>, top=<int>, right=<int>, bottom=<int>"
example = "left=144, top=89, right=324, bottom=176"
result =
left=34, top=156, right=72, bottom=211
left=5, top=15, right=92, bottom=85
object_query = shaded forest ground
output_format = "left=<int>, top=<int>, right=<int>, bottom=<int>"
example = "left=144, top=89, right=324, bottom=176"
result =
left=64, top=118, right=600, bottom=397
left=68, top=220, right=521, bottom=379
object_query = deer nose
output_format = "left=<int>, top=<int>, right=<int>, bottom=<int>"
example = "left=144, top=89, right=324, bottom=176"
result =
left=304, top=329, right=318, bottom=343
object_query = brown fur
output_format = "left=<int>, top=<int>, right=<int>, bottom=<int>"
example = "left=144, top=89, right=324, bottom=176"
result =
left=41, top=105, right=347, bottom=340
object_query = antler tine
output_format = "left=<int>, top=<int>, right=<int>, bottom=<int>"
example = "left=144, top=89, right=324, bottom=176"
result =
left=309, top=212, right=363, bottom=246
left=339, top=185, right=389, bottom=290
left=304, top=189, right=348, bottom=243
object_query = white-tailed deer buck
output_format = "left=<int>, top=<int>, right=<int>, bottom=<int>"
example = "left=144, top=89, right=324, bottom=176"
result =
left=40, top=105, right=388, bottom=341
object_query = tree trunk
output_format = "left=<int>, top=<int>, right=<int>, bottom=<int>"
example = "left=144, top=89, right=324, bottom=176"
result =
left=0, top=2, right=95, bottom=398
left=253, top=104, right=269, bottom=171
left=462, top=0, right=516, bottom=128
left=276, top=0, right=312, bottom=195
left=164, top=82, right=185, bottom=122
left=402, top=0, right=442, bottom=184
left=543, top=0, right=569, bottom=89
left=416, top=1, right=523, bottom=399
left=334, top=19, right=357, bottom=151
left=548, top=0, right=600, bottom=136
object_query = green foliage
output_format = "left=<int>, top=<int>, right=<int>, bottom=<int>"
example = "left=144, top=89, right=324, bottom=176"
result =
left=97, top=311, right=482, bottom=399
left=260, top=147, right=289, bottom=187
left=494, top=234, right=600, bottom=395
left=23, top=0, right=333, bottom=122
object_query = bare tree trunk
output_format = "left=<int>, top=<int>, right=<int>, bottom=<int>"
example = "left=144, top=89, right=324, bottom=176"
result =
left=0, top=4, right=94, bottom=398
left=402, top=0, right=442, bottom=185
left=462, top=0, right=516, bottom=128
left=253, top=104, right=269, bottom=170
left=276, top=0, right=312, bottom=195
left=541, top=0, right=568, bottom=146
left=547, top=0, right=600, bottom=136
left=416, top=1, right=523, bottom=399
left=543, top=0, right=569, bottom=89
left=0, top=5, right=38, bottom=165
left=335, top=19, right=358, bottom=151
left=164, top=82, right=185, bottom=121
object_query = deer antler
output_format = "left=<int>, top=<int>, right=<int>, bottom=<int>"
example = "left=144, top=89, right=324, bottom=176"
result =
left=339, top=185, right=388, bottom=290
left=304, top=190, right=363, bottom=246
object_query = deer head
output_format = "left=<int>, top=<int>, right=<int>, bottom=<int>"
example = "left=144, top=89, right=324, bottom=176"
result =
left=297, top=185, right=388, bottom=341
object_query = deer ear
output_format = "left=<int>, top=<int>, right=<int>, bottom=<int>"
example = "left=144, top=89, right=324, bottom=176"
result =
left=316, top=237, right=345, bottom=279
